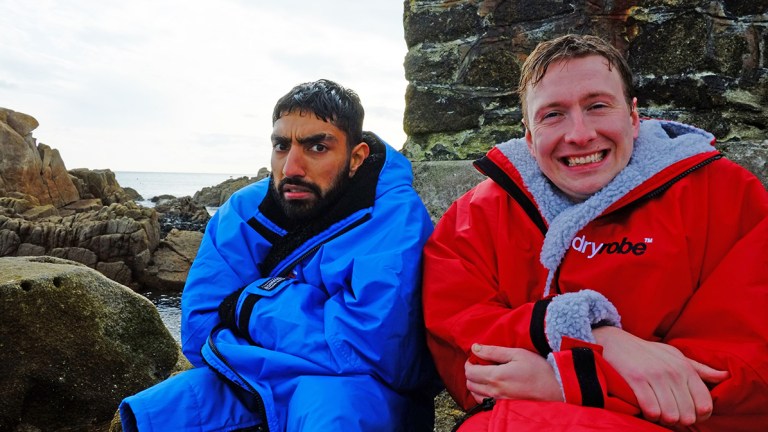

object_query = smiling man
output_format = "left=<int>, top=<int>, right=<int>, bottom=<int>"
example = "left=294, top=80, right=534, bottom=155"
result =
left=423, top=34, right=768, bottom=431
left=119, top=79, right=438, bottom=431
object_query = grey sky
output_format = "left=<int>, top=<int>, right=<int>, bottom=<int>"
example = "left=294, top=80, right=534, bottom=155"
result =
left=0, top=1, right=408, bottom=174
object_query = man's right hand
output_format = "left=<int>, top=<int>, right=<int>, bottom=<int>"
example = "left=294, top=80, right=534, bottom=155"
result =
left=464, top=344, right=564, bottom=404
left=593, top=326, right=729, bottom=427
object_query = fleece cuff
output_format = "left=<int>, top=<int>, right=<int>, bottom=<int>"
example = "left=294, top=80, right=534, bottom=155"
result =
left=544, top=289, right=621, bottom=352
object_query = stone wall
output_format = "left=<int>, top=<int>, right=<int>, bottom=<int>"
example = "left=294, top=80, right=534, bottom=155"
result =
left=402, top=0, right=768, bottom=186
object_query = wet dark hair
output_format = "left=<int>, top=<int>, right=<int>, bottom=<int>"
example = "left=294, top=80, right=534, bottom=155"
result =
left=272, top=79, right=364, bottom=148
left=519, top=34, right=635, bottom=123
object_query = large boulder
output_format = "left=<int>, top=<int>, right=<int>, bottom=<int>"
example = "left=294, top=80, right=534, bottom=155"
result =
left=140, top=228, right=203, bottom=292
left=0, top=108, right=80, bottom=208
left=0, top=256, right=184, bottom=432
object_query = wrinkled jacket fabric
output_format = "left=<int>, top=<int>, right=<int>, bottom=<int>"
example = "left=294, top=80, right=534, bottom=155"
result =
left=123, top=135, right=437, bottom=431
left=423, top=120, right=768, bottom=431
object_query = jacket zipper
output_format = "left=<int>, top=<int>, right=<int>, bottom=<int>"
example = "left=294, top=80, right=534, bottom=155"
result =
left=275, top=212, right=372, bottom=278
left=639, top=154, right=722, bottom=202
left=204, top=326, right=269, bottom=431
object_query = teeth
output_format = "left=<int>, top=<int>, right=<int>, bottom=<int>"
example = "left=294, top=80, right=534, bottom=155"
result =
left=567, top=151, right=604, bottom=167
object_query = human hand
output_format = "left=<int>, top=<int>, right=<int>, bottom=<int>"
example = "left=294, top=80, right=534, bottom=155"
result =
left=594, top=326, right=729, bottom=427
left=464, top=344, right=564, bottom=404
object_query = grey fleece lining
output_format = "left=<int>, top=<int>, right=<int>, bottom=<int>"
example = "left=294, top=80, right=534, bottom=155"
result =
left=545, top=289, right=621, bottom=351
left=546, top=352, right=565, bottom=401
left=496, top=119, right=715, bottom=296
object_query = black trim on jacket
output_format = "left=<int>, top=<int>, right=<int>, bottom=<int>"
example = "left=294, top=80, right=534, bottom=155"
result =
left=473, top=156, right=548, bottom=236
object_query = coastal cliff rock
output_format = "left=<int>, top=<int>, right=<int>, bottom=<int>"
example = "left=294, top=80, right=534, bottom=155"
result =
left=0, top=109, right=169, bottom=289
left=69, top=168, right=143, bottom=206
left=0, top=108, right=80, bottom=208
left=0, top=202, right=160, bottom=288
left=402, top=0, right=768, bottom=187
left=0, top=256, right=183, bottom=432
left=192, top=168, right=269, bottom=207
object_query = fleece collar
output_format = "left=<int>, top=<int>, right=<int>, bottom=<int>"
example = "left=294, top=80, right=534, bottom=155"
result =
left=495, top=119, right=716, bottom=296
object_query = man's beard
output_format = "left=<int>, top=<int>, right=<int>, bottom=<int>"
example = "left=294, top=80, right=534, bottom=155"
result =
left=274, top=164, right=352, bottom=223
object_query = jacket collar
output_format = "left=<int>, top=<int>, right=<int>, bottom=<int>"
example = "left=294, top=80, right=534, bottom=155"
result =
left=486, top=119, right=717, bottom=295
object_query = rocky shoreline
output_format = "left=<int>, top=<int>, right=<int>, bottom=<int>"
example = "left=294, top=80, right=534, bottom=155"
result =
left=2, top=97, right=765, bottom=430
left=0, top=106, right=479, bottom=431
left=1, top=107, right=268, bottom=294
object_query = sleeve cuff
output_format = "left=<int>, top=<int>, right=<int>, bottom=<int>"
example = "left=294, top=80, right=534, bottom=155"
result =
left=547, top=348, right=605, bottom=408
left=549, top=344, right=641, bottom=415
left=544, top=289, right=621, bottom=352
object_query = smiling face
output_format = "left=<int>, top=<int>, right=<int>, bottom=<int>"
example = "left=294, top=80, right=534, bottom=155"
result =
left=270, top=111, right=368, bottom=221
left=524, top=55, right=640, bottom=202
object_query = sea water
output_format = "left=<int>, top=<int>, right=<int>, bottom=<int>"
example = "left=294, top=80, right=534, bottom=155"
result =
left=114, top=171, right=255, bottom=342
left=114, top=171, right=254, bottom=207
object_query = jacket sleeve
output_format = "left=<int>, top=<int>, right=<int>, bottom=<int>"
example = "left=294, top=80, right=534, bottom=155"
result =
left=181, top=194, right=267, bottom=366
left=549, top=167, right=768, bottom=431
left=231, top=193, right=436, bottom=391
left=660, top=170, right=768, bottom=431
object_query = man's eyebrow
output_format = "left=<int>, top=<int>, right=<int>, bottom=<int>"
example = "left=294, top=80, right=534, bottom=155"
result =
left=270, top=134, right=290, bottom=144
left=583, top=91, right=619, bottom=100
left=296, top=133, right=337, bottom=146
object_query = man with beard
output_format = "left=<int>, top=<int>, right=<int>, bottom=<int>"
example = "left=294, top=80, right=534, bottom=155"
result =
left=120, top=79, right=438, bottom=431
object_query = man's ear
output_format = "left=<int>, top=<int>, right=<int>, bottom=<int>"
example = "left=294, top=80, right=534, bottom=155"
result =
left=348, top=142, right=370, bottom=177
left=524, top=122, right=536, bottom=157
left=630, top=97, right=640, bottom=139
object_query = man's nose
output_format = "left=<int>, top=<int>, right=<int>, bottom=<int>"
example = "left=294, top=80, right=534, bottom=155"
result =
left=282, top=146, right=306, bottom=178
left=564, top=111, right=597, bottom=146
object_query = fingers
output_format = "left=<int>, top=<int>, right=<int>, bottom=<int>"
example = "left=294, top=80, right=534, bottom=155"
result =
left=470, top=343, right=515, bottom=364
left=688, top=358, right=730, bottom=384
left=663, top=378, right=694, bottom=426
left=658, top=374, right=714, bottom=427
left=464, top=359, right=488, bottom=385
left=599, top=332, right=724, bottom=427
left=466, top=379, right=491, bottom=403
left=469, top=391, right=485, bottom=404
left=465, top=359, right=492, bottom=403
left=630, top=361, right=715, bottom=427
left=688, top=375, right=715, bottom=423
left=633, top=381, right=663, bottom=423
